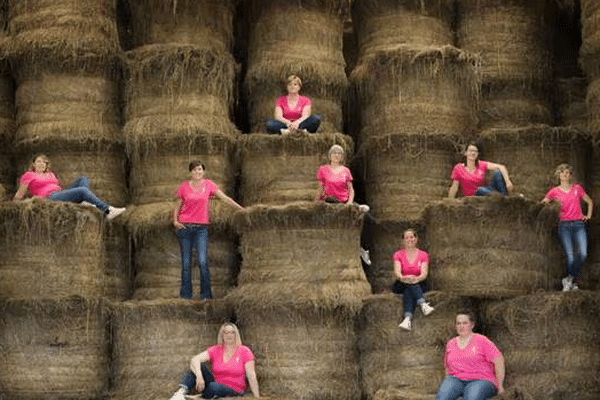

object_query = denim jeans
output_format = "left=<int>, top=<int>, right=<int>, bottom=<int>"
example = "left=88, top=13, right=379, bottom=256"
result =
left=265, top=114, right=321, bottom=134
left=435, top=377, right=497, bottom=400
left=181, top=363, right=242, bottom=398
left=558, top=220, right=588, bottom=279
left=176, top=225, right=212, bottom=299
left=475, top=169, right=508, bottom=196
left=48, top=175, right=108, bottom=212
left=397, top=283, right=425, bottom=317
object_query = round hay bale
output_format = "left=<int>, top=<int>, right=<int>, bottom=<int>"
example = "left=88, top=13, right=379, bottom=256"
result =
left=126, top=0, right=236, bottom=53
left=233, top=299, right=360, bottom=400
left=245, top=0, right=348, bottom=133
left=0, top=298, right=109, bottom=400
left=580, top=0, right=600, bottom=77
left=123, top=45, right=239, bottom=141
left=480, top=126, right=585, bottom=200
left=485, top=292, right=600, bottom=400
left=233, top=202, right=371, bottom=311
left=127, top=202, right=238, bottom=300
left=557, top=77, right=589, bottom=129
left=128, top=132, right=237, bottom=205
left=352, top=0, right=455, bottom=60
left=12, top=56, right=122, bottom=143
left=103, top=221, right=132, bottom=300
left=238, top=132, right=353, bottom=206
left=110, top=299, right=233, bottom=400
left=423, top=197, right=563, bottom=297
left=6, top=0, right=119, bottom=59
left=357, top=292, right=475, bottom=398
left=350, top=46, right=479, bottom=141
left=456, top=0, right=555, bottom=83
left=0, top=201, right=107, bottom=300
left=360, top=133, right=458, bottom=221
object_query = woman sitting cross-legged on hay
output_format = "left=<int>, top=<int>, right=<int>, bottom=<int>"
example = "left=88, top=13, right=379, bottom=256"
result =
left=168, top=322, right=260, bottom=400
left=265, top=75, right=321, bottom=134
left=393, top=228, right=434, bottom=331
left=13, top=154, right=126, bottom=219
left=448, top=142, right=514, bottom=198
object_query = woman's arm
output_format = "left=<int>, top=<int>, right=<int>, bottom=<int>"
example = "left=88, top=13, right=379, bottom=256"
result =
left=485, top=161, right=514, bottom=193
left=447, top=180, right=460, bottom=199
left=394, top=260, right=415, bottom=284
left=493, top=354, right=506, bottom=395
left=274, top=105, right=290, bottom=126
left=190, top=351, right=210, bottom=392
left=345, top=180, right=355, bottom=204
left=244, top=360, right=260, bottom=397
left=215, top=190, right=244, bottom=211
left=290, top=103, right=311, bottom=129
left=415, top=262, right=429, bottom=283
left=315, top=181, right=324, bottom=201
left=582, top=193, right=593, bottom=220
left=13, top=183, right=28, bottom=201
left=173, top=198, right=185, bottom=229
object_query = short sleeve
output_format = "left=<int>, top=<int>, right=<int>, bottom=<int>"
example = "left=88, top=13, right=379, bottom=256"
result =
left=544, top=187, right=557, bottom=201
left=206, top=345, right=219, bottom=362
left=480, top=335, right=501, bottom=363
left=344, top=167, right=353, bottom=182
left=207, top=180, right=220, bottom=197
left=316, top=165, right=325, bottom=181
left=176, top=182, right=186, bottom=199
left=478, top=160, right=489, bottom=173
left=450, top=164, right=460, bottom=181
left=240, top=346, right=255, bottom=363
left=276, top=96, right=286, bottom=108
left=19, top=171, right=35, bottom=187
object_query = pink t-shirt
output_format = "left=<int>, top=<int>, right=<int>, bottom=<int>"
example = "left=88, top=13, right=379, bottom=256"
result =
left=19, top=171, right=62, bottom=197
left=176, top=179, right=219, bottom=225
left=450, top=161, right=489, bottom=197
left=207, top=344, right=255, bottom=394
left=544, top=183, right=587, bottom=221
left=444, top=333, right=501, bottom=387
left=316, top=164, right=353, bottom=203
left=276, top=95, right=311, bottom=121
left=392, top=249, right=429, bottom=277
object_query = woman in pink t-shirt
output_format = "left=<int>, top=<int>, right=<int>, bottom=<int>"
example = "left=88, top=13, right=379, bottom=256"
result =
left=173, top=161, right=243, bottom=299
left=169, top=322, right=260, bottom=400
left=13, top=154, right=126, bottom=219
left=541, top=164, right=593, bottom=291
left=393, top=228, right=434, bottom=331
left=435, top=312, right=505, bottom=400
left=448, top=143, right=514, bottom=198
left=265, top=75, right=321, bottom=134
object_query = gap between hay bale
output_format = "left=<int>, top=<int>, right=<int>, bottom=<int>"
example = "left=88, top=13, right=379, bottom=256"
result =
left=557, top=77, right=588, bottom=129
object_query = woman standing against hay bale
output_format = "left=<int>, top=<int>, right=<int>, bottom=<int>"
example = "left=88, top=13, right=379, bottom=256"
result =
left=265, top=75, right=321, bottom=134
left=173, top=160, right=243, bottom=299
left=13, top=154, right=126, bottom=219
left=169, top=322, right=260, bottom=400
left=447, top=143, right=514, bottom=198
left=393, top=228, right=434, bottom=331
left=435, top=312, right=505, bottom=400
left=541, top=163, right=593, bottom=292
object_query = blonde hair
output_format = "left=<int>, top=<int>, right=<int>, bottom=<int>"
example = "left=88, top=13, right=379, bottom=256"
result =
left=29, top=154, right=51, bottom=173
left=217, top=322, right=242, bottom=346
left=554, top=163, right=573, bottom=183
left=286, top=75, right=302, bottom=88
left=328, top=144, right=345, bottom=161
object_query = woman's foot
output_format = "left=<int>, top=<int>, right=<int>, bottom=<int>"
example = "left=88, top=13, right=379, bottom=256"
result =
left=360, top=248, right=371, bottom=265
left=107, top=206, right=126, bottom=220
left=169, top=387, right=187, bottom=400
left=420, top=302, right=434, bottom=316
left=398, top=317, right=411, bottom=331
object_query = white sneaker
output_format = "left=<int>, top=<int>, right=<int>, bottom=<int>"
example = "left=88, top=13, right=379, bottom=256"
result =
left=562, top=277, right=573, bottom=292
left=420, top=302, right=434, bottom=316
left=358, top=204, right=370, bottom=213
left=571, top=283, right=580, bottom=291
left=169, top=387, right=187, bottom=400
left=280, top=128, right=290, bottom=135
left=301, top=128, right=309, bottom=133
left=398, top=317, right=411, bottom=331
left=107, top=206, right=126, bottom=220
left=360, top=248, right=371, bottom=265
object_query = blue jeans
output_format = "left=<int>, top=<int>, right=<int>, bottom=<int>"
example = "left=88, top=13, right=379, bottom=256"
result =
left=265, top=114, right=321, bottom=134
left=176, top=225, right=212, bottom=299
left=48, top=175, right=108, bottom=212
left=558, top=220, right=588, bottom=279
left=397, top=283, right=425, bottom=317
left=435, top=377, right=497, bottom=400
left=475, top=169, right=508, bottom=196
left=181, top=363, right=242, bottom=398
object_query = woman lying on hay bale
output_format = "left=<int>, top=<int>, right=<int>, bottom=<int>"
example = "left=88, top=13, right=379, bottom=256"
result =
left=316, top=144, right=371, bottom=265
left=13, top=154, right=126, bottom=219
left=393, top=228, right=434, bottom=331
left=265, top=75, right=321, bottom=134
left=448, top=142, right=514, bottom=199
left=168, top=322, right=260, bottom=400
left=435, top=311, right=505, bottom=400
left=541, top=163, right=593, bottom=292
left=173, top=160, right=243, bottom=300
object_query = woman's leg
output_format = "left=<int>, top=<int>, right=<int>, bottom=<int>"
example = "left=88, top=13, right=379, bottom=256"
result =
left=435, top=377, right=465, bottom=400
left=48, top=186, right=109, bottom=211
left=298, top=114, right=321, bottom=133
left=488, top=169, right=508, bottom=195
left=403, top=285, right=417, bottom=318
left=572, top=220, right=588, bottom=280
left=265, top=119, right=288, bottom=134
left=67, top=175, right=90, bottom=189
left=463, top=380, right=497, bottom=400
left=177, top=227, right=194, bottom=299
left=558, top=221, right=577, bottom=280
left=195, top=226, right=212, bottom=299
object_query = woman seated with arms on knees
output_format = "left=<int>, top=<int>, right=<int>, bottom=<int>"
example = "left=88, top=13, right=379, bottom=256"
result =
left=435, top=311, right=505, bottom=400
left=13, top=154, right=126, bottom=219
left=448, top=142, right=514, bottom=198
left=169, top=322, right=260, bottom=400
left=265, top=75, right=321, bottom=134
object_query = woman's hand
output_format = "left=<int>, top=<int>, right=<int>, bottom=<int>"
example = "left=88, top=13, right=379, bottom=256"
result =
left=289, top=120, right=300, bottom=131
left=497, top=384, right=505, bottom=396
left=505, top=180, right=514, bottom=193
left=195, top=378, right=205, bottom=393
left=174, top=221, right=185, bottom=230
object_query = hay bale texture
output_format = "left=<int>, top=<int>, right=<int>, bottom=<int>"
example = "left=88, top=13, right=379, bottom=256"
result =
left=352, top=0, right=455, bottom=61
left=245, top=0, right=350, bottom=133
left=350, top=46, right=479, bottom=142
left=110, top=299, right=233, bottom=400
left=580, top=220, right=600, bottom=290
left=0, top=61, right=15, bottom=145
left=485, top=292, right=600, bottom=400
left=233, top=202, right=371, bottom=311
left=103, top=221, right=132, bottom=300
left=579, top=0, right=600, bottom=77
left=424, top=197, right=563, bottom=297
left=238, top=132, right=352, bottom=205
left=586, top=77, right=600, bottom=140
left=557, top=77, right=588, bottom=129
left=127, top=202, right=238, bottom=300
left=360, top=133, right=459, bottom=221
left=0, top=298, right=109, bottom=400
left=126, top=0, right=236, bottom=53
left=0, top=201, right=107, bottom=300
left=357, top=293, right=475, bottom=398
